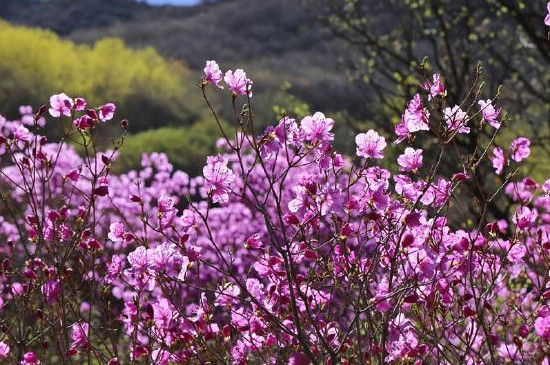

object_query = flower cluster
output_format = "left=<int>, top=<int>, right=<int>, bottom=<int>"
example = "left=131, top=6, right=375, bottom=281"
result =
left=0, top=38, right=549, bottom=364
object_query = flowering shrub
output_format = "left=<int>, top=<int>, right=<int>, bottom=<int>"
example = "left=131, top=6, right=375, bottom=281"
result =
left=0, top=13, right=549, bottom=364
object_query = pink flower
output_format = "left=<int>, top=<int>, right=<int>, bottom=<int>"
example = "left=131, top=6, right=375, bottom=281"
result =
left=543, top=178, right=550, bottom=194
left=535, top=316, right=550, bottom=339
left=224, top=69, right=252, bottom=96
left=98, top=103, right=116, bottom=122
left=204, top=60, right=223, bottom=88
left=203, top=155, right=235, bottom=204
left=478, top=99, right=501, bottom=129
left=507, top=244, right=526, bottom=263
left=74, top=97, right=86, bottom=111
left=444, top=105, right=469, bottom=134
left=108, top=222, right=125, bottom=242
left=14, top=126, right=32, bottom=143
left=0, top=341, right=9, bottom=358
left=397, top=148, right=423, bottom=172
left=20, top=352, right=40, bottom=365
left=300, top=112, right=335, bottom=142
left=393, top=117, right=410, bottom=144
left=73, top=115, right=94, bottom=130
left=509, top=137, right=530, bottom=162
left=158, top=195, right=176, bottom=213
left=288, top=352, right=311, bottom=365
left=423, top=73, right=446, bottom=100
left=70, top=322, right=89, bottom=349
left=48, top=93, right=73, bottom=118
left=545, top=1, right=550, bottom=26
left=492, top=147, right=506, bottom=175
left=356, top=130, right=386, bottom=159
left=41, top=280, right=61, bottom=304
left=403, top=94, right=430, bottom=133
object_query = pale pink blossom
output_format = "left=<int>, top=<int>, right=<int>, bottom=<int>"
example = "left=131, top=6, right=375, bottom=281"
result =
left=509, top=137, right=530, bottom=162
left=478, top=99, right=501, bottom=129
left=492, top=147, right=506, bottom=175
left=355, top=130, right=386, bottom=159
left=0, top=341, right=9, bottom=358
left=98, top=103, right=116, bottom=122
left=224, top=69, right=252, bottom=96
left=403, top=94, right=430, bottom=132
left=203, top=155, right=235, bottom=204
left=423, top=73, right=446, bottom=100
left=444, top=105, right=469, bottom=134
left=397, top=148, right=423, bottom=172
left=48, top=93, right=73, bottom=118
left=204, top=60, right=223, bottom=88
left=300, top=112, right=334, bottom=142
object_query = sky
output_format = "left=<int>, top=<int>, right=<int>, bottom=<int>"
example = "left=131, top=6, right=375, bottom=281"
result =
left=141, top=0, right=200, bottom=5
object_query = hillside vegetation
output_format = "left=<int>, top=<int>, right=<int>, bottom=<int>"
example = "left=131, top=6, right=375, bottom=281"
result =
left=0, top=21, right=201, bottom=131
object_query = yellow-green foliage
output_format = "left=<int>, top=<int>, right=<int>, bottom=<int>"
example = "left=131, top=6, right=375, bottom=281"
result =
left=0, top=20, right=199, bottom=130
left=113, top=117, right=229, bottom=176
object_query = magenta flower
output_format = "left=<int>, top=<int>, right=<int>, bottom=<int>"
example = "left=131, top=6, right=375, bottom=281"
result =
left=478, top=99, right=501, bottom=129
left=545, top=1, right=550, bottom=26
left=204, top=60, right=223, bottom=89
left=355, top=130, right=386, bottom=159
left=98, top=103, right=116, bottom=122
left=0, top=341, right=9, bottom=358
left=203, top=155, right=235, bottom=204
left=70, top=322, right=89, bottom=349
left=41, top=280, right=61, bottom=304
left=507, top=244, right=526, bottom=263
left=158, top=195, right=176, bottom=213
left=14, top=126, right=32, bottom=143
left=48, top=93, right=73, bottom=118
left=397, top=147, right=423, bottom=172
left=224, top=69, right=252, bottom=96
left=492, top=147, right=506, bottom=175
left=108, top=222, right=125, bottom=242
left=393, top=116, right=410, bottom=144
left=444, top=105, right=469, bottom=134
left=73, top=115, right=94, bottom=130
left=509, top=137, right=531, bottom=162
left=20, top=352, right=39, bottom=365
left=403, top=94, right=430, bottom=132
left=535, top=316, right=550, bottom=339
left=543, top=179, right=550, bottom=194
left=423, top=73, right=446, bottom=100
left=300, top=112, right=335, bottom=142
left=74, top=97, right=87, bottom=111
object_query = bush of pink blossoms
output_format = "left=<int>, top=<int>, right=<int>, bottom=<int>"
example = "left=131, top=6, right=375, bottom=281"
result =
left=0, top=12, right=550, bottom=362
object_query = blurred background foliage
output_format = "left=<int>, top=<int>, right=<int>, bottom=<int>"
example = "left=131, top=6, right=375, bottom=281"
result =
left=0, top=0, right=548, bottom=190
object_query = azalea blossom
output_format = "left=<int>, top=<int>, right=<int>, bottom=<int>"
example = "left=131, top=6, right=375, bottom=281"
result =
left=397, top=147, right=423, bottom=172
left=356, top=130, right=386, bottom=159
left=98, top=103, right=116, bottom=122
left=41, top=280, right=61, bottom=304
left=509, top=137, right=531, bottom=162
left=0, top=342, right=9, bottom=358
left=492, top=147, right=506, bottom=175
left=444, top=105, right=469, bottom=134
left=300, top=112, right=334, bottom=142
left=403, top=94, right=430, bottom=132
left=204, top=60, right=223, bottom=88
left=478, top=99, right=501, bottom=129
left=70, top=322, right=89, bottom=349
left=203, top=155, right=235, bottom=203
left=224, top=69, right=252, bottom=96
left=48, top=93, right=73, bottom=118
left=423, top=73, right=446, bottom=100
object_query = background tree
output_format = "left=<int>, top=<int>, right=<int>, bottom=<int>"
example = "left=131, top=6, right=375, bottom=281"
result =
left=309, top=0, right=550, bottom=223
